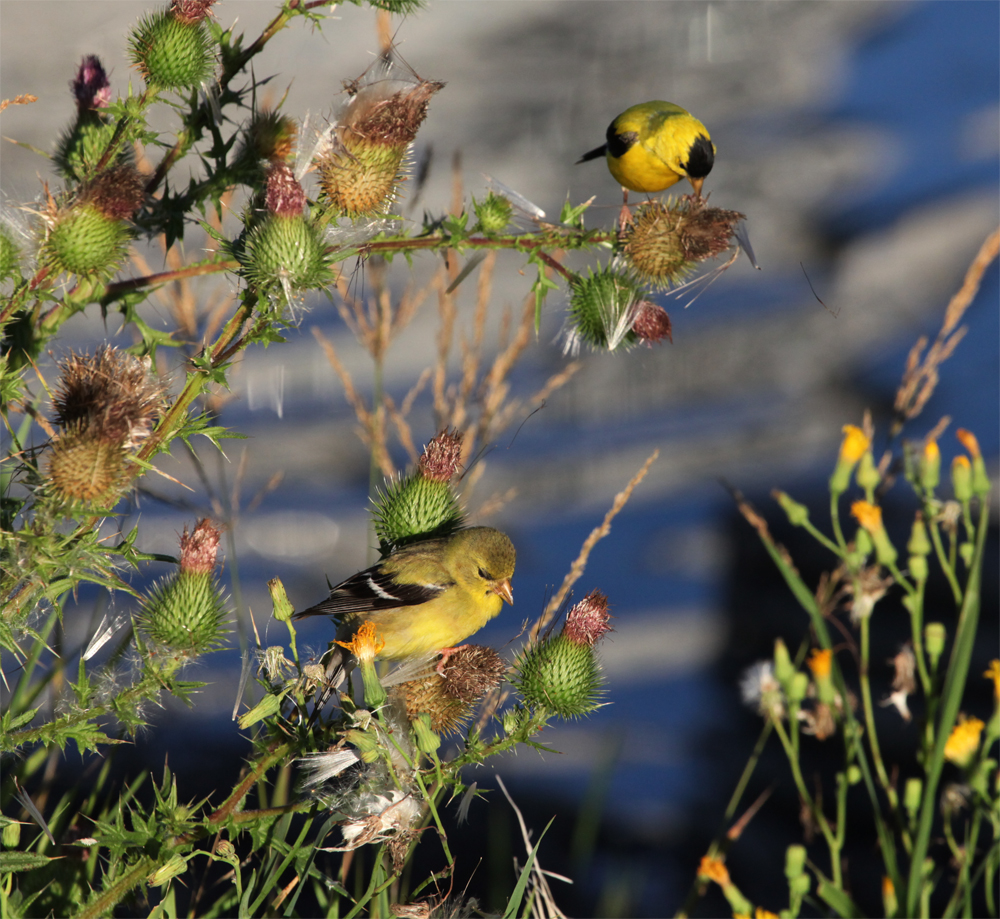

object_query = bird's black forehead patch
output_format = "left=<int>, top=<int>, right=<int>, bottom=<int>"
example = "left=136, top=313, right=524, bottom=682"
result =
left=607, top=127, right=639, bottom=160
left=683, top=135, right=715, bottom=178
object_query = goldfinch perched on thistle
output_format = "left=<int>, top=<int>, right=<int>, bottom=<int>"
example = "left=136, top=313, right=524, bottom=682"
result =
left=578, top=101, right=715, bottom=222
left=294, top=527, right=515, bottom=675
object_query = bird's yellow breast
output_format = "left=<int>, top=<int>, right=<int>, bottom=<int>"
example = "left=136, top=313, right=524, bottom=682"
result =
left=606, top=102, right=713, bottom=194
left=346, top=593, right=504, bottom=660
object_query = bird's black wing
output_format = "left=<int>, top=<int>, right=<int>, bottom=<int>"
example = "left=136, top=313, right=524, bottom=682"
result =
left=293, top=564, right=449, bottom=619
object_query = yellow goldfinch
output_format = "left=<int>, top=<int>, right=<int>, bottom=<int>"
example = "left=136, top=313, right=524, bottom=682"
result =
left=578, top=101, right=716, bottom=220
left=294, top=527, right=516, bottom=665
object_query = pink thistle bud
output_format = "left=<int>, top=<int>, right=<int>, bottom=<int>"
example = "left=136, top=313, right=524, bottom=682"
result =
left=418, top=429, right=464, bottom=483
left=562, top=590, right=612, bottom=647
left=264, top=163, right=307, bottom=218
left=179, top=519, right=221, bottom=575
left=170, top=0, right=217, bottom=26
left=631, top=300, right=673, bottom=344
left=72, top=55, right=112, bottom=112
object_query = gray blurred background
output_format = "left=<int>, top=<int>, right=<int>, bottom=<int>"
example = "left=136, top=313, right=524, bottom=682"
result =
left=2, top=1, right=998, bottom=913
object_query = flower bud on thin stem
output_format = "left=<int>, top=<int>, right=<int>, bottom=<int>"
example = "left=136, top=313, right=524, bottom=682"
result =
left=830, top=425, right=869, bottom=495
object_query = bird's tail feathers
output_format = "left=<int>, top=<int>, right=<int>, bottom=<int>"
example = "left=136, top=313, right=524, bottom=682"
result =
left=576, top=143, right=608, bottom=164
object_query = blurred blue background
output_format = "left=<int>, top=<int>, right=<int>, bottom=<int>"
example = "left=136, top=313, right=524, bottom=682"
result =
left=2, top=0, right=997, bottom=913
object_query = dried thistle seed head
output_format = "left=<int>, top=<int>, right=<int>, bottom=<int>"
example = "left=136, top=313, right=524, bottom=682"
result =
left=52, top=346, right=167, bottom=448
left=417, top=429, right=464, bottom=483
left=316, top=75, right=443, bottom=217
left=129, top=6, right=215, bottom=91
left=398, top=645, right=506, bottom=734
left=82, top=165, right=146, bottom=220
left=46, top=424, right=129, bottom=505
left=622, top=198, right=744, bottom=289
left=71, top=55, right=112, bottom=112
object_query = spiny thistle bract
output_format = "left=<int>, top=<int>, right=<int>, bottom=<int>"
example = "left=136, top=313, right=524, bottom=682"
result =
left=621, top=197, right=744, bottom=289
left=128, top=1, right=216, bottom=92
left=564, top=266, right=646, bottom=353
left=0, top=226, right=22, bottom=285
left=315, top=67, right=443, bottom=218
left=513, top=591, right=612, bottom=719
left=136, top=520, right=229, bottom=658
left=39, top=166, right=145, bottom=280
left=473, top=191, right=513, bottom=236
left=372, top=429, right=466, bottom=551
left=372, top=474, right=463, bottom=551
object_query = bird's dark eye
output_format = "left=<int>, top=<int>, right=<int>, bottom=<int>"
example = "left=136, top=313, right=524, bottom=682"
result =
left=478, top=567, right=492, bottom=581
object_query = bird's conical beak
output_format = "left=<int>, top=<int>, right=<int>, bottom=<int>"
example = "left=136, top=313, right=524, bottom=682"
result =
left=689, top=176, right=705, bottom=197
left=493, top=578, right=514, bottom=605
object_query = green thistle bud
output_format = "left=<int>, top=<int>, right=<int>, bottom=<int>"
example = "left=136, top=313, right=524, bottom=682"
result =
left=473, top=192, right=513, bottom=235
left=372, top=473, right=463, bottom=551
left=513, top=591, right=610, bottom=719
left=316, top=73, right=443, bottom=217
left=846, top=764, right=862, bottom=785
left=129, top=5, right=215, bottom=91
left=919, top=439, right=941, bottom=493
left=55, top=116, right=121, bottom=184
left=909, top=554, right=928, bottom=583
left=773, top=490, right=809, bottom=526
left=41, top=202, right=130, bottom=279
left=241, top=213, right=329, bottom=294
left=854, top=526, right=873, bottom=559
left=565, top=266, right=646, bottom=353
left=502, top=705, right=528, bottom=737
left=396, top=644, right=506, bottom=735
left=925, top=622, right=946, bottom=671
left=268, top=577, right=295, bottom=623
left=148, top=854, right=188, bottom=887
left=137, top=520, right=228, bottom=657
left=412, top=714, right=441, bottom=755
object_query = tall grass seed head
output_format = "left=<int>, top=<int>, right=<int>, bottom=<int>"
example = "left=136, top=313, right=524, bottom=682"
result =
left=316, top=70, right=443, bottom=218
left=129, top=3, right=216, bottom=91
left=372, top=472, right=463, bottom=550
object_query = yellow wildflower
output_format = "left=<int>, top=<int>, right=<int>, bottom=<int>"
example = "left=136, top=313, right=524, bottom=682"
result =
left=851, top=500, right=883, bottom=533
left=698, top=855, right=730, bottom=886
left=807, top=648, right=832, bottom=680
left=944, top=715, right=984, bottom=768
left=335, top=620, right=385, bottom=664
left=956, top=428, right=981, bottom=459
left=830, top=425, right=869, bottom=493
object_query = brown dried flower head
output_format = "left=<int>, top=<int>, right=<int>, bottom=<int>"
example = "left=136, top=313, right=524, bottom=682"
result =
left=52, top=345, right=167, bottom=448
left=170, top=0, right=217, bottom=26
left=82, top=165, right=146, bottom=221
